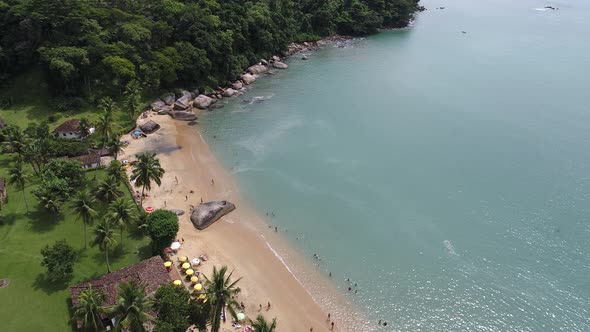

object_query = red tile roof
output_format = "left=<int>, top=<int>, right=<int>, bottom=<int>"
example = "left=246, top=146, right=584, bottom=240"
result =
left=68, top=153, right=100, bottom=166
left=54, top=119, right=80, bottom=133
left=70, top=256, right=171, bottom=312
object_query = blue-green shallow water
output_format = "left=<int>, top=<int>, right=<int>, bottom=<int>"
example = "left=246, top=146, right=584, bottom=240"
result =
left=200, top=0, right=590, bottom=330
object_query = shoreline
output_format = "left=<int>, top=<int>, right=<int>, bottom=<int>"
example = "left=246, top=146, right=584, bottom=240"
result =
left=122, top=113, right=373, bottom=331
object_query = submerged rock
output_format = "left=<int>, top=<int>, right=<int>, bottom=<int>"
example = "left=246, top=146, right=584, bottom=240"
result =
left=272, top=61, right=288, bottom=69
left=190, top=201, right=236, bottom=230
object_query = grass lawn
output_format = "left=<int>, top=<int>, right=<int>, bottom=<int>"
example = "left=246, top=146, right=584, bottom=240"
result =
left=0, top=155, right=151, bottom=331
left=0, top=70, right=137, bottom=132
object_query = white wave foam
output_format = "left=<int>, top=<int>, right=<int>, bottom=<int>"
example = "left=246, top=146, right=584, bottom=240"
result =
left=443, top=240, right=459, bottom=256
left=535, top=8, right=550, bottom=11
left=263, top=240, right=320, bottom=306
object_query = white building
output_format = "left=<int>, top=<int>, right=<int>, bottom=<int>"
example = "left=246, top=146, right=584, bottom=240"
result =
left=54, top=119, right=81, bottom=139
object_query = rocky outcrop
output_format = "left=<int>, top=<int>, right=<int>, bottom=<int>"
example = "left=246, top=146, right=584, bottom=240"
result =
left=193, top=94, right=214, bottom=109
left=223, top=88, right=236, bottom=97
left=261, top=59, right=269, bottom=66
left=247, top=64, right=268, bottom=75
left=190, top=201, right=236, bottom=230
left=174, top=94, right=192, bottom=110
left=151, top=99, right=166, bottom=111
left=272, top=55, right=280, bottom=62
left=170, top=110, right=198, bottom=121
left=160, top=93, right=176, bottom=106
left=232, top=81, right=243, bottom=90
left=140, top=120, right=161, bottom=134
left=241, top=73, right=256, bottom=85
left=272, top=61, right=288, bottom=69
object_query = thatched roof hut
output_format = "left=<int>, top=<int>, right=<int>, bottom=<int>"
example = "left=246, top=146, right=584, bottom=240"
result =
left=139, top=120, right=160, bottom=134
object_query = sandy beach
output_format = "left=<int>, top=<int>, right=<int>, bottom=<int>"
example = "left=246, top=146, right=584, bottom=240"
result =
left=121, top=113, right=370, bottom=332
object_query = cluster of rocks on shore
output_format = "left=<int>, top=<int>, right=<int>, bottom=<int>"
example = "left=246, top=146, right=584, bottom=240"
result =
left=149, top=55, right=293, bottom=121
left=149, top=36, right=358, bottom=122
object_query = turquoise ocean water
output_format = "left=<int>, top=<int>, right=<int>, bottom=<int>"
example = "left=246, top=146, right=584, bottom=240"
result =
left=200, top=0, right=590, bottom=330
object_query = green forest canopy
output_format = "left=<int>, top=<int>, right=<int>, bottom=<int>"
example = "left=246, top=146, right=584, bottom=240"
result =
left=0, top=0, right=421, bottom=98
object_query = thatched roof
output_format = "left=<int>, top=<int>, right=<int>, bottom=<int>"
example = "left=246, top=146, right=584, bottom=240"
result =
left=54, top=119, right=80, bottom=133
left=139, top=120, right=160, bottom=134
left=70, top=256, right=171, bottom=328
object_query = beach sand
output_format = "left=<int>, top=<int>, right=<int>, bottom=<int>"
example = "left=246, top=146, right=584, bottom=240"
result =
left=121, top=113, right=370, bottom=332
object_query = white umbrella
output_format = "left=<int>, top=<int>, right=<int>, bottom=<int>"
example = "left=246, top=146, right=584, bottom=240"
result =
left=192, top=258, right=200, bottom=265
left=237, top=312, right=246, bottom=321
left=171, top=242, right=181, bottom=250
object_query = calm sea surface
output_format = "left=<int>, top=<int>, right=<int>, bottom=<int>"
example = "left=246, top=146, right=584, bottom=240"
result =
left=200, top=0, right=590, bottom=330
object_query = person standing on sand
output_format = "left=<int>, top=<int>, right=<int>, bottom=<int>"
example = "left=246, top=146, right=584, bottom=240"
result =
left=327, top=313, right=331, bottom=321
left=259, top=304, right=262, bottom=311
left=331, top=321, right=335, bottom=330
left=211, top=179, right=215, bottom=185
left=274, top=226, right=278, bottom=232
left=267, top=302, right=271, bottom=310
left=185, top=195, right=188, bottom=201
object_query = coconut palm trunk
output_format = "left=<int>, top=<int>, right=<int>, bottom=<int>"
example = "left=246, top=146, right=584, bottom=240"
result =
left=21, top=188, right=29, bottom=213
left=105, top=245, right=111, bottom=273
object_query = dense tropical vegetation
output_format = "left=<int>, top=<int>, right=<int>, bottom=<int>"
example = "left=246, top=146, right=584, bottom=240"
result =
left=0, top=0, right=421, bottom=102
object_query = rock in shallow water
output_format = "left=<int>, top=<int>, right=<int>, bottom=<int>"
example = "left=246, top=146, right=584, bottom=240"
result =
left=190, top=201, right=236, bottom=230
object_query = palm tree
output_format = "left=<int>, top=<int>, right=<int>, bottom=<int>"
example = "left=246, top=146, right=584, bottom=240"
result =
left=204, top=266, right=242, bottom=332
left=130, top=152, right=165, bottom=205
left=107, top=198, right=136, bottom=249
left=2, top=125, right=28, bottom=158
left=249, top=315, right=277, bottom=332
left=8, top=161, right=30, bottom=213
left=108, top=281, right=153, bottom=332
left=93, top=218, right=117, bottom=273
left=96, top=111, right=115, bottom=146
left=124, top=80, right=142, bottom=118
left=106, top=160, right=127, bottom=186
left=35, top=188, right=63, bottom=215
left=98, top=96, right=118, bottom=116
left=79, top=118, right=92, bottom=139
left=72, top=190, right=98, bottom=249
left=73, top=286, right=107, bottom=332
left=107, top=136, right=125, bottom=160
left=96, top=178, right=123, bottom=203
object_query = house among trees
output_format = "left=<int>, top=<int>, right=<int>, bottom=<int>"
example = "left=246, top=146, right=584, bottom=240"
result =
left=0, top=178, right=6, bottom=203
left=68, top=153, right=101, bottom=169
left=70, top=256, right=172, bottom=329
left=54, top=119, right=81, bottom=139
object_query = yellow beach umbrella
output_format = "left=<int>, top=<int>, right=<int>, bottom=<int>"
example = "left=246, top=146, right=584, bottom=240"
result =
left=164, top=261, right=172, bottom=267
left=186, top=269, right=194, bottom=276
left=173, top=280, right=182, bottom=286
left=179, top=256, right=187, bottom=263
left=190, top=276, right=199, bottom=284
left=194, top=283, right=203, bottom=291
left=198, top=294, right=206, bottom=300
left=182, top=262, right=190, bottom=270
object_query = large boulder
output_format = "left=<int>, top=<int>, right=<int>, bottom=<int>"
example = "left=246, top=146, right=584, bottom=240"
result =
left=170, top=111, right=198, bottom=121
left=190, top=201, right=236, bottom=230
left=232, top=81, right=243, bottom=90
left=151, top=99, right=166, bottom=111
left=223, top=88, right=236, bottom=97
left=139, top=120, right=161, bottom=134
left=174, top=94, right=192, bottom=110
left=241, top=73, right=256, bottom=85
left=247, top=64, right=268, bottom=75
left=193, top=94, right=214, bottom=109
left=272, top=61, right=288, bottom=69
left=160, top=93, right=176, bottom=106
left=272, top=55, right=281, bottom=62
